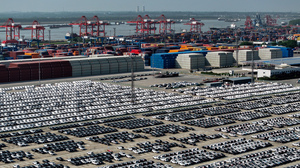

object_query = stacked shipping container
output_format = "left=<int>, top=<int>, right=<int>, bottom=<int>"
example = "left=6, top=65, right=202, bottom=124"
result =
left=0, top=64, right=9, bottom=83
left=175, top=53, right=205, bottom=70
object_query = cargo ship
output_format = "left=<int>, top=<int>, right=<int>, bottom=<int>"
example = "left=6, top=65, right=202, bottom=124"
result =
left=65, top=33, right=79, bottom=39
left=49, top=24, right=72, bottom=29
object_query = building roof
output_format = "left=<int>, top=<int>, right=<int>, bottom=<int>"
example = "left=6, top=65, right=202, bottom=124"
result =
left=241, top=57, right=300, bottom=66
left=225, top=77, right=252, bottom=81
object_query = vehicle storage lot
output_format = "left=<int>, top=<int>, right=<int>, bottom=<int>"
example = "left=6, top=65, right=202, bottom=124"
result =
left=0, top=72, right=300, bottom=168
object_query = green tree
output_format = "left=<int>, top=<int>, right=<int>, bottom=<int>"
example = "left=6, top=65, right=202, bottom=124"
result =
left=239, top=41, right=253, bottom=46
left=278, top=40, right=298, bottom=48
left=289, top=19, right=300, bottom=25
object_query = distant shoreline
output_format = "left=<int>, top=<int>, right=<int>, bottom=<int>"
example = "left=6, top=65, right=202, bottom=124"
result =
left=0, top=11, right=296, bottom=25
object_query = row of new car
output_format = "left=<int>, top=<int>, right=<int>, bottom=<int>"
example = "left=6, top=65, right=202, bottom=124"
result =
left=129, top=139, right=180, bottom=154
left=180, top=82, right=298, bottom=100
left=218, top=110, right=271, bottom=121
left=181, top=117, right=235, bottom=128
left=196, top=146, right=300, bottom=168
left=58, top=125, right=118, bottom=137
left=203, top=138, right=272, bottom=155
left=215, top=122, right=273, bottom=136
left=0, top=150, right=33, bottom=163
left=190, top=106, right=240, bottom=116
left=153, top=148, right=225, bottom=166
left=66, top=151, right=131, bottom=166
left=0, top=80, right=210, bottom=133
left=256, top=102, right=300, bottom=115
left=252, top=129, right=300, bottom=143
left=86, top=131, right=148, bottom=146
left=152, top=112, right=204, bottom=122
left=133, top=124, right=194, bottom=137
left=2, top=132, right=69, bottom=146
left=14, top=160, right=68, bottom=168
left=32, top=140, right=85, bottom=155
left=104, top=118, right=164, bottom=129
left=98, top=159, right=173, bottom=168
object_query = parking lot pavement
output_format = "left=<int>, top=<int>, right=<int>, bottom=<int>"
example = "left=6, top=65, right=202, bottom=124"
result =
left=1, top=72, right=300, bottom=168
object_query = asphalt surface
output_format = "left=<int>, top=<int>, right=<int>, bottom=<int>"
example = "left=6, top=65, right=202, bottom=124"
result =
left=0, top=69, right=299, bottom=168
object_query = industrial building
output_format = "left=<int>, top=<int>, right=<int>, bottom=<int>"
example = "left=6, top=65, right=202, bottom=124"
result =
left=205, top=52, right=233, bottom=68
left=0, top=56, right=145, bottom=82
left=175, top=53, right=205, bottom=70
left=223, top=77, right=252, bottom=84
left=241, top=57, right=300, bottom=67
left=258, top=48, right=282, bottom=60
left=233, top=50, right=259, bottom=64
left=257, top=66, right=300, bottom=78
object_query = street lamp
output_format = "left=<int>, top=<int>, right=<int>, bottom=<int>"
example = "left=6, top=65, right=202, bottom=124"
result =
left=251, top=46, right=254, bottom=85
left=235, top=28, right=239, bottom=67
left=130, top=54, right=135, bottom=104
left=48, top=29, right=51, bottom=44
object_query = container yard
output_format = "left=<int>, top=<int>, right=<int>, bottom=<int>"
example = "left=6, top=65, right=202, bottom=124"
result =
left=1, top=10, right=300, bottom=168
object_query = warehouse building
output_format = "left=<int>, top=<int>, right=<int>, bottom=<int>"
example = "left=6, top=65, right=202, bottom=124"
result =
left=258, top=48, right=282, bottom=60
left=205, top=52, right=233, bottom=68
left=223, top=77, right=252, bottom=85
left=233, top=50, right=259, bottom=64
left=257, top=66, right=300, bottom=78
left=175, top=53, right=205, bottom=70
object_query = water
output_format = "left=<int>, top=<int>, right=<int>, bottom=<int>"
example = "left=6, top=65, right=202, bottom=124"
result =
left=0, top=19, right=247, bottom=41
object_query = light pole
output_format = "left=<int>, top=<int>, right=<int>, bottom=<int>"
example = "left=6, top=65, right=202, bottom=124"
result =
left=130, top=54, right=135, bottom=104
left=251, top=47, right=254, bottom=85
left=71, top=25, right=73, bottom=44
left=235, top=29, right=239, bottom=67
left=38, top=59, right=41, bottom=86
left=48, top=29, right=51, bottom=44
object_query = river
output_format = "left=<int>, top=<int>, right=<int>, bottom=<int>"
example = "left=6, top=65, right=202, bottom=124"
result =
left=0, top=19, right=255, bottom=41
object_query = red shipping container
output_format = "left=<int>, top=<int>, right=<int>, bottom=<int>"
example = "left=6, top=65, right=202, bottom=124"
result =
left=8, top=67, right=20, bottom=82
left=9, top=51, right=25, bottom=59
left=59, top=60, right=72, bottom=77
left=30, top=68, right=40, bottom=80
left=0, top=69, right=9, bottom=83
left=19, top=69, right=31, bottom=81
left=27, top=62, right=39, bottom=69
left=0, top=64, right=9, bottom=82
left=42, top=55, right=53, bottom=58
left=131, top=49, right=142, bottom=54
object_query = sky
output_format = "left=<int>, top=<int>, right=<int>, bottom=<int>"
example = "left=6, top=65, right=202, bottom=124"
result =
left=0, top=0, right=299, bottom=13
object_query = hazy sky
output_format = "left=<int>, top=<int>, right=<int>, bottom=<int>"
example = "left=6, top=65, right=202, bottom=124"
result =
left=0, top=0, right=299, bottom=13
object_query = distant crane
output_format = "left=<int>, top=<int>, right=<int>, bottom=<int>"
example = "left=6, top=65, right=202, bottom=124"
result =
left=143, top=15, right=156, bottom=34
left=265, top=15, right=277, bottom=26
left=69, top=16, right=90, bottom=37
left=23, top=20, right=45, bottom=41
left=69, top=16, right=109, bottom=38
left=90, top=15, right=109, bottom=37
left=127, top=15, right=156, bottom=35
left=184, top=18, right=205, bottom=33
left=157, top=14, right=175, bottom=34
left=0, top=18, right=22, bottom=40
left=244, top=16, right=254, bottom=30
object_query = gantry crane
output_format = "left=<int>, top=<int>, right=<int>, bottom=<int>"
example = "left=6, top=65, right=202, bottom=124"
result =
left=157, top=14, right=175, bottom=34
left=69, top=16, right=108, bottom=37
left=23, top=20, right=45, bottom=40
left=127, top=15, right=156, bottom=35
left=69, top=16, right=90, bottom=37
left=184, top=18, right=205, bottom=33
left=0, top=18, right=22, bottom=40
left=143, top=15, right=156, bottom=34
left=90, top=15, right=109, bottom=37
left=245, top=16, right=254, bottom=30
left=265, top=15, right=277, bottom=26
